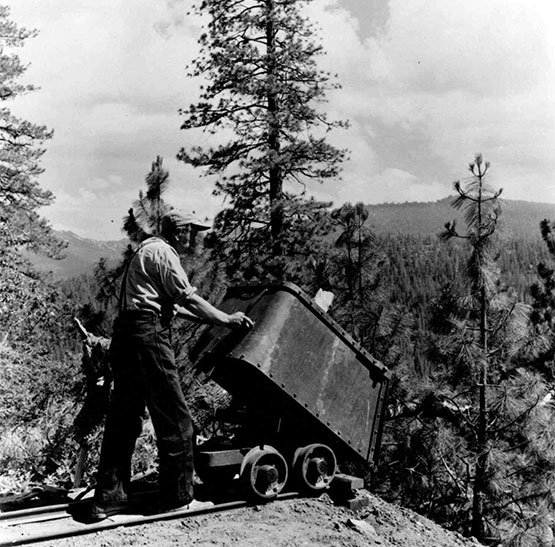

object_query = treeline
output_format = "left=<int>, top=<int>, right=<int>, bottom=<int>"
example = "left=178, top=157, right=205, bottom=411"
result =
left=366, top=197, right=555, bottom=243
left=381, top=233, right=549, bottom=309
left=55, top=231, right=550, bottom=340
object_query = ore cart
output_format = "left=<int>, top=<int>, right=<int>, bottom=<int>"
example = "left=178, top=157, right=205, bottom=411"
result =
left=192, top=283, right=390, bottom=500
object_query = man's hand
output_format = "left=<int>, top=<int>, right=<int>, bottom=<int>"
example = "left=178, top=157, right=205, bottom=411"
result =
left=181, top=293, right=254, bottom=329
left=227, top=311, right=254, bottom=329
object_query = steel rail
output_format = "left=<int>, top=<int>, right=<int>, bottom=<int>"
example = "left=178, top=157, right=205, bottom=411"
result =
left=0, top=491, right=300, bottom=547
left=0, top=502, right=81, bottom=522
left=0, top=487, right=158, bottom=524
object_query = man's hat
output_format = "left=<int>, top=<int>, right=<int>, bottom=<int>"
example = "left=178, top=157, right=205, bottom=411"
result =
left=161, top=210, right=211, bottom=232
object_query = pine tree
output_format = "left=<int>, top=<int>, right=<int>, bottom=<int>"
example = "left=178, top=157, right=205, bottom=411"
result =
left=123, top=155, right=171, bottom=242
left=0, top=6, right=59, bottom=256
left=178, top=0, right=347, bottom=277
left=372, top=157, right=555, bottom=546
left=327, top=203, right=382, bottom=340
left=0, top=6, right=65, bottom=344
left=440, top=154, right=503, bottom=539
left=530, top=219, right=555, bottom=340
left=425, top=155, right=553, bottom=544
left=88, top=156, right=173, bottom=329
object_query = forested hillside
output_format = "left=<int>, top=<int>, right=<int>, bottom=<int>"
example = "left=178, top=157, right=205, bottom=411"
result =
left=365, top=198, right=552, bottom=314
left=366, top=197, right=555, bottom=241
left=34, top=199, right=553, bottom=330
left=24, top=198, right=555, bottom=289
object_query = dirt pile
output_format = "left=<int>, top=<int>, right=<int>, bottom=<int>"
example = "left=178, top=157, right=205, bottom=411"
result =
left=34, top=492, right=483, bottom=547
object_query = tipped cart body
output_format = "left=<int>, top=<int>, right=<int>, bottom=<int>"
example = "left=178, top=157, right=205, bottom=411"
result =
left=193, top=283, right=390, bottom=499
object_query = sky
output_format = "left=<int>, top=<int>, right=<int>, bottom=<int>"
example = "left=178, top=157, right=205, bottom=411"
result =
left=7, top=0, right=555, bottom=240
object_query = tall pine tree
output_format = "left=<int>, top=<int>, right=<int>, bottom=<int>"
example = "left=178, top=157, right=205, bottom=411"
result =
left=440, top=154, right=503, bottom=539
left=178, top=0, right=347, bottom=279
left=374, top=156, right=555, bottom=546
left=418, top=155, right=553, bottom=544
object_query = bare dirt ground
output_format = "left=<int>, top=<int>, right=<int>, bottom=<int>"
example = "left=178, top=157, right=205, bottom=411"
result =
left=31, top=491, right=483, bottom=547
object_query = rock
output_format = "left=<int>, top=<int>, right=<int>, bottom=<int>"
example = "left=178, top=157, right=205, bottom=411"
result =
left=346, top=518, right=385, bottom=544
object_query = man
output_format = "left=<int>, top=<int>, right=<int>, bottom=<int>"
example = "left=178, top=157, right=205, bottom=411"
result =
left=91, top=210, right=253, bottom=520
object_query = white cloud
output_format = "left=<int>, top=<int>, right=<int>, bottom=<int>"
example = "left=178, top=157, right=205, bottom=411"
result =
left=7, top=0, right=555, bottom=239
left=387, top=0, right=554, bottom=96
left=9, top=0, right=208, bottom=238
left=304, top=0, right=555, bottom=205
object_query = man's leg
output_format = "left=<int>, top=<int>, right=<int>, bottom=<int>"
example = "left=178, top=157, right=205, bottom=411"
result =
left=140, top=320, right=195, bottom=509
left=93, top=331, right=145, bottom=512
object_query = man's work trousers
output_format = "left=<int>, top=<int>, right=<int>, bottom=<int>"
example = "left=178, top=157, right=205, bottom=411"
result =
left=94, top=311, right=194, bottom=509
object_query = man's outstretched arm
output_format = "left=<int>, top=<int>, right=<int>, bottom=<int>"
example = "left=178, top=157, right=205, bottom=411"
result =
left=177, top=293, right=254, bottom=329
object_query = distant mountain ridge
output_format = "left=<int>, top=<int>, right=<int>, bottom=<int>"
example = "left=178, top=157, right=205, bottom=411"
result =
left=26, top=198, right=555, bottom=280
left=25, top=230, right=126, bottom=279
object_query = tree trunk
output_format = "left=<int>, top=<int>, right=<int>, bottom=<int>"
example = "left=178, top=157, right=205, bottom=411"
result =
left=471, top=288, right=488, bottom=540
left=471, top=164, right=489, bottom=542
left=265, top=0, right=283, bottom=257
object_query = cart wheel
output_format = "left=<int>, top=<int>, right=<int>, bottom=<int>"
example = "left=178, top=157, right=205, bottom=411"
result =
left=240, top=445, right=288, bottom=501
left=292, top=443, right=337, bottom=493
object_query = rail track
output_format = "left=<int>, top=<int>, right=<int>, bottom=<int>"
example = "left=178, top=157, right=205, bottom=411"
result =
left=0, top=488, right=300, bottom=546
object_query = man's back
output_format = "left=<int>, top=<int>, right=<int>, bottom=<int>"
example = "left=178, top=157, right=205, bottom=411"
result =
left=123, top=237, right=196, bottom=316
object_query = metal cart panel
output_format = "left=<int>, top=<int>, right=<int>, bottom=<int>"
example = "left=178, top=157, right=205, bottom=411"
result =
left=194, top=283, right=390, bottom=467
